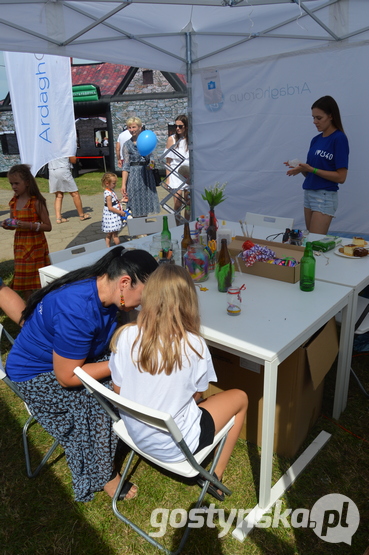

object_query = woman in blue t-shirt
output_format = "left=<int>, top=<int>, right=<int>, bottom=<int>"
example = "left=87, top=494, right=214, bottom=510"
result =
left=285, top=96, right=349, bottom=234
left=5, top=247, right=158, bottom=502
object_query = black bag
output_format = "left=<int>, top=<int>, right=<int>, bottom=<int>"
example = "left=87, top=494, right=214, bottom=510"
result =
left=152, top=168, right=161, bottom=187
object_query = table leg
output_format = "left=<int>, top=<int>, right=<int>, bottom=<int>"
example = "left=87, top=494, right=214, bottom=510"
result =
left=232, top=431, right=331, bottom=541
left=333, top=289, right=354, bottom=419
left=259, top=359, right=278, bottom=509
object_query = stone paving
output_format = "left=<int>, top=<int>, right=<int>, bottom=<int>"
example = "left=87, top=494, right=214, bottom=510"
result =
left=0, top=187, right=170, bottom=262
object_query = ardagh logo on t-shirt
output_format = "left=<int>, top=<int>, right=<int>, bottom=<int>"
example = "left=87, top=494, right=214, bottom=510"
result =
left=315, top=149, right=333, bottom=160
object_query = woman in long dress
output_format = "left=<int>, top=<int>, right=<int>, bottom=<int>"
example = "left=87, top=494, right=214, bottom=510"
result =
left=121, top=117, right=160, bottom=218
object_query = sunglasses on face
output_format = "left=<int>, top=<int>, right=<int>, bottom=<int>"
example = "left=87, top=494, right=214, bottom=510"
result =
left=176, top=125, right=184, bottom=129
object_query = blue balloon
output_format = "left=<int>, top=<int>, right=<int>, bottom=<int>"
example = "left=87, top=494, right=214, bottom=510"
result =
left=137, top=130, right=158, bottom=156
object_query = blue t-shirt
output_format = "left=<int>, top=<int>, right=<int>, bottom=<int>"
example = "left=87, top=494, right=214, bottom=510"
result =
left=303, top=129, right=349, bottom=192
left=6, top=279, right=118, bottom=382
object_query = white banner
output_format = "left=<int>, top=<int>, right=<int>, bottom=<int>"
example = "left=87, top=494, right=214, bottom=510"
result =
left=192, top=43, right=369, bottom=234
left=4, top=52, right=76, bottom=176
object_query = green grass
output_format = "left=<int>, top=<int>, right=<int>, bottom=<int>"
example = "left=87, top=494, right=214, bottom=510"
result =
left=0, top=172, right=106, bottom=196
left=0, top=217, right=368, bottom=554
left=1, top=277, right=368, bottom=555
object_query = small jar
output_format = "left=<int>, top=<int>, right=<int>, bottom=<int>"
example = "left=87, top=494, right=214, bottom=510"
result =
left=149, top=235, right=176, bottom=265
left=226, top=286, right=243, bottom=316
left=184, top=244, right=209, bottom=282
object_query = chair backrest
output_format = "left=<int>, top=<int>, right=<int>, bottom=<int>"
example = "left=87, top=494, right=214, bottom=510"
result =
left=74, top=367, right=183, bottom=442
left=244, top=212, right=294, bottom=230
left=126, top=214, right=176, bottom=237
left=49, top=239, right=108, bottom=264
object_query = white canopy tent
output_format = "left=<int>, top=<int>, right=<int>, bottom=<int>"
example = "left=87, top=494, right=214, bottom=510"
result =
left=1, top=0, right=369, bottom=231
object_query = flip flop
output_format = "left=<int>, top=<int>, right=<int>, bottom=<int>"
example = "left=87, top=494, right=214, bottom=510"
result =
left=118, top=480, right=138, bottom=501
left=56, top=217, right=69, bottom=224
left=197, top=472, right=225, bottom=502
left=79, top=214, right=91, bottom=221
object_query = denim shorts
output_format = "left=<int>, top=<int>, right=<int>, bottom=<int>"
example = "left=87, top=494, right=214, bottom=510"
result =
left=303, top=189, right=338, bottom=217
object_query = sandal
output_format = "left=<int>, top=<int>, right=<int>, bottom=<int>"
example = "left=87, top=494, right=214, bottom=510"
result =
left=79, top=214, right=91, bottom=221
left=197, top=472, right=225, bottom=502
left=118, top=480, right=138, bottom=501
left=56, top=217, right=69, bottom=224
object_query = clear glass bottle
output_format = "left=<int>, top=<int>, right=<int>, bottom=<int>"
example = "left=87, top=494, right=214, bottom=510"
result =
left=299, top=242, right=316, bottom=292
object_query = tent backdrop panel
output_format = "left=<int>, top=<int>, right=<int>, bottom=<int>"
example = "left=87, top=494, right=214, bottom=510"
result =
left=192, top=41, right=369, bottom=233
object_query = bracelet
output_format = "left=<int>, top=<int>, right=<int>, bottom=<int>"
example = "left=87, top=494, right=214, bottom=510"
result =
left=36, top=222, right=41, bottom=232
left=312, top=167, right=318, bottom=175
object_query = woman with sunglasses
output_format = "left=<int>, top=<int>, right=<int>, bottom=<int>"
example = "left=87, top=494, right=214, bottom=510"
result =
left=165, top=115, right=190, bottom=221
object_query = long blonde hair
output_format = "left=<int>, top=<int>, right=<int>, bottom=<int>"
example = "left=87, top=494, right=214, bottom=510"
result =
left=111, top=265, right=202, bottom=375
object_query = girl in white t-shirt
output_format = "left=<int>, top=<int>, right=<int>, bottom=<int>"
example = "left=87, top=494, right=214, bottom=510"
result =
left=110, top=264, right=248, bottom=501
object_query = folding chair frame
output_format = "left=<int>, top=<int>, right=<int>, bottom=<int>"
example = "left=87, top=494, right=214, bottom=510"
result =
left=0, top=324, right=60, bottom=478
left=74, top=366, right=234, bottom=555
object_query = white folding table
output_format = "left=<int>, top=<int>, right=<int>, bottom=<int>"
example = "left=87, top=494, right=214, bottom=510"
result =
left=38, top=222, right=356, bottom=539
left=194, top=271, right=352, bottom=539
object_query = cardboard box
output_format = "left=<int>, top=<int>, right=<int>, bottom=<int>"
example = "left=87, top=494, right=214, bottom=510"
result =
left=204, top=318, right=338, bottom=458
left=229, top=236, right=305, bottom=283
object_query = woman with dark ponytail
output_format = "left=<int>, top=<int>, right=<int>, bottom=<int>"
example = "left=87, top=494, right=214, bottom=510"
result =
left=6, top=247, right=158, bottom=502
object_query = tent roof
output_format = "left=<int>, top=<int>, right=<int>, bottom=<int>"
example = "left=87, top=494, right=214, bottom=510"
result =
left=1, top=1, right=369, bottom=73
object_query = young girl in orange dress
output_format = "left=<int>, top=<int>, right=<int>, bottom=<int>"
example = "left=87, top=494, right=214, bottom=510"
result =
left=2, top=164, right=52, bottom=299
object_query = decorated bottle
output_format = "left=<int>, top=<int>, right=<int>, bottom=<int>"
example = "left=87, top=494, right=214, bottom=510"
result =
left=161, top=215, right=171, bottom=252
left=181, top=222, right=194, bottom=266
left=184, top=244, right=209, bottom=282
left=299, top=242, right=315, bottom=292
left=207, top=208, right=217, bottom=244
left=215, top=238, right=234, bottom=292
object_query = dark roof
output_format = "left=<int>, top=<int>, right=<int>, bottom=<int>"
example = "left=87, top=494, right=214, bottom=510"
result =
left=71, top=62, right=130, bottom=96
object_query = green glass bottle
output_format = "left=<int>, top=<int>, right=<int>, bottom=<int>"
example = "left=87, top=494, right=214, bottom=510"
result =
left=161, top=215, right=171, bottom=252
left=215, top=238, right=234, bottom=292
left=299, top=242, right=316, bottom=292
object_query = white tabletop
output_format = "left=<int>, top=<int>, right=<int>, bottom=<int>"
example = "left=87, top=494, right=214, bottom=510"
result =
left=37, top=222, right=353, bottom=533
left=313, top=238, right=369, bottom=289
left=198, top=271, right=351, bottom=365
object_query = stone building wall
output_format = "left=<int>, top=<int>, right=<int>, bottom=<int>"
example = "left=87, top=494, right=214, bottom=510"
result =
left=0, top=68, right=188, bottom=173
left=111, top=69, right=187, bottom=167
left=0, top=110, right=21, bottom=173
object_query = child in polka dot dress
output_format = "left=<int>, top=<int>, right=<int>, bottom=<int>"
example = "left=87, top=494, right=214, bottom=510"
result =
left=101, top=172, right=125, bottom=247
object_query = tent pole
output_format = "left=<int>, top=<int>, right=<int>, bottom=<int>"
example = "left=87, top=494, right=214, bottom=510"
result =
left=186, top=32, right=195, bottom=222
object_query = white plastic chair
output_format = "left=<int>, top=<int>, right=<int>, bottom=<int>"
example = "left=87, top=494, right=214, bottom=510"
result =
left=74, top=366, right=235, bottom=554
left=49, top=239, right=108, bottom=264
left=244, top=212, right=294, bottom=230
left=0, top=323, right=60, bottom=478
left=126, top=214, right=176, bottom=237
left=335, top=296, right=369, bottom=397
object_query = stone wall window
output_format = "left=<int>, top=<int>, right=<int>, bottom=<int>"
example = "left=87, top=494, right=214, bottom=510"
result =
left=0, top=132, right=19, bottom=155
left=143, top=70, right=153, bottom=85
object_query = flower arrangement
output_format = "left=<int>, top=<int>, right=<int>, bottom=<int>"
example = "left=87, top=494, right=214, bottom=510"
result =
left=201, top=182, right=227, bottom=209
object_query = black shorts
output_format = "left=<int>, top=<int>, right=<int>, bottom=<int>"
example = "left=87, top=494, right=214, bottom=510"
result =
left=194, top=407, right=215, bottom=454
